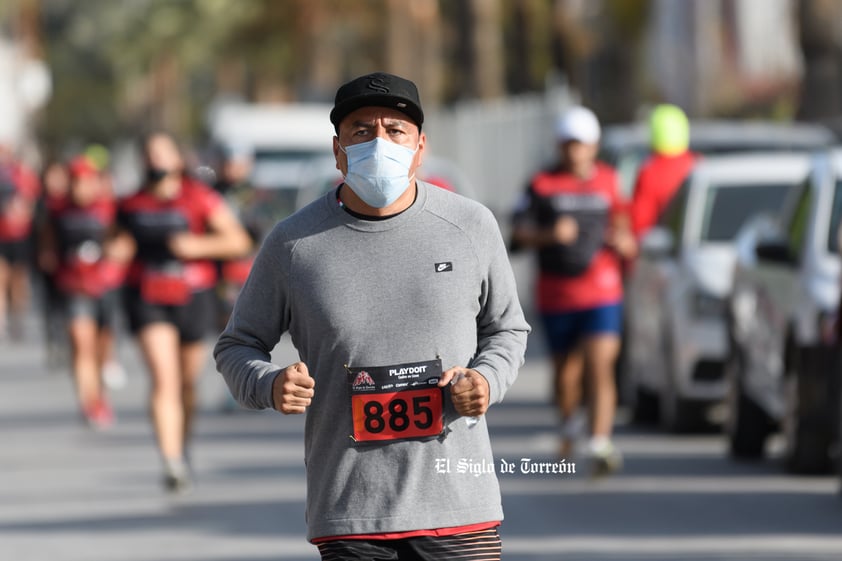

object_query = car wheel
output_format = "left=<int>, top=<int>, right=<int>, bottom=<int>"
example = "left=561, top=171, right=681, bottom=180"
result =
left=621, top=324, right=659, bottom=424
left=632, top=385, right=660, bottom=424
left=782, top=346, right=832, bottom=474
left=724, top=332, right=771, bottom=459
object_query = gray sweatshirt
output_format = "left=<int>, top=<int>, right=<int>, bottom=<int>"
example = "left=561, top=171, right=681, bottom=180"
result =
left=214, top=181, right=530, bottom=541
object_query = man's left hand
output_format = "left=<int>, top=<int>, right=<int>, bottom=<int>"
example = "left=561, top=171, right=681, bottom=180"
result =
left=439, top=368, right=490, bottom=417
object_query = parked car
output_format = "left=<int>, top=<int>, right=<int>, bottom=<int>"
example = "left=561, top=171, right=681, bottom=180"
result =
left=600, top=120, right=834, bottom=197
left=724, top=148, right=842, bottom=473
left=623, top=152, right=812, bottom=432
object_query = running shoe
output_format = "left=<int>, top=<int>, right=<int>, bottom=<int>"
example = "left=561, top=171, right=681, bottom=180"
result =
left=163, top=458, right=193, bottom=495
left=558, top=410, right=586, bottom=459
left=588, top=438, right=623, bottom=477
left=83, top=398, right=115, bottom=430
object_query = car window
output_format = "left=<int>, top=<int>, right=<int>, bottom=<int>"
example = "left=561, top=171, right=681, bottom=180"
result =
left=658, top=178, right=690, bottom=244
left=827, top=180, right=842, bottom=253
left=785, top=181, right=813, bottom=261
left=699, top=182, right=792, bottom=242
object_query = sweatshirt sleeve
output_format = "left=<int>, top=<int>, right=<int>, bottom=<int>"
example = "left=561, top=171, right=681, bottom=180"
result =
left=213, top=226, right=292, bottom=410
left=469, top=207, right=531, bottom=404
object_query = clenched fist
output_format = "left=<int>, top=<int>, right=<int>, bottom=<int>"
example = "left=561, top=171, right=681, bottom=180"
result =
left=553, top=215, right=579, bottom=245
left=438, top=368, right=490, bottom=417
left=272, top=362, right=315, bottom=414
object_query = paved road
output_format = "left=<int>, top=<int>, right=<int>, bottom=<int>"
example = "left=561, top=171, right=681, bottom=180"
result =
left=2, top=309, right=842, bottom=561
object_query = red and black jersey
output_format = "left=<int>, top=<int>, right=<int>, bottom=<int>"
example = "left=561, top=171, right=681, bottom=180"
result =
left=513, top=163, right=626, bottom=313
left=51, top=195, right=125, bottom=296
left=0, top=161, right=41, bottom=241
left=54, top=197, right=114, bottom=258
left=118, top=176, right=223, bottom=293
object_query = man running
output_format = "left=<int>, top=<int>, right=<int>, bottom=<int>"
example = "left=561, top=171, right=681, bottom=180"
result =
left=215, top=71, right=529, bottom=560
left=511, top=106, right=636, bottom=475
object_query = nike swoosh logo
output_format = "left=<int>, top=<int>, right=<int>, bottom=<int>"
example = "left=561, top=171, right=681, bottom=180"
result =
left=435, top=262, right=453, bottom=272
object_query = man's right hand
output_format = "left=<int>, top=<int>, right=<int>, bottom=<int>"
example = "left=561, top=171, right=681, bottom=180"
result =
left=272, top=362, right=315, bottom=414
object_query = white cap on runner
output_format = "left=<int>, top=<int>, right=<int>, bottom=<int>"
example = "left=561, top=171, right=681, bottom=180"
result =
left=556, top=106, right=601, bottom=144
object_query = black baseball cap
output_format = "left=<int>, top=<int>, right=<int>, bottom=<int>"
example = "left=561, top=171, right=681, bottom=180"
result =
left=330, top=72, right=424, bottom=131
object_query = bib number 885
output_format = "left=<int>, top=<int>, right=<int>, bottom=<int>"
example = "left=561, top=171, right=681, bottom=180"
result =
left=352, top=389, right=443, bottom=442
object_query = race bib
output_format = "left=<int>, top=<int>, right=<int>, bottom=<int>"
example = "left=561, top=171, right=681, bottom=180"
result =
left=348, top=358, right=444, bottom=443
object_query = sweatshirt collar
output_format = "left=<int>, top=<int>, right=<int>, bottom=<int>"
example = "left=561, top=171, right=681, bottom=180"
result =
left=327, top=181, right=428, bottom=232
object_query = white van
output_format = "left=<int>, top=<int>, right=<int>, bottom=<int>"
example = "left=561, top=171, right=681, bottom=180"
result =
left=207, top=101, right=336, bottom=190
left=206, top=102, right=338, bottom=238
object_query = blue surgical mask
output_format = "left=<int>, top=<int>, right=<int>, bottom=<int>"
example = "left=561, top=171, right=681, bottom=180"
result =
left=339, top=138, right=417, bottom=208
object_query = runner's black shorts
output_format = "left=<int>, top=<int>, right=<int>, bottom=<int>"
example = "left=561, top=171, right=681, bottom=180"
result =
left=0, top=239, right=31, bottom=265
left=316, top=527, right=502, bottom=561
left=61, top=289, right=120, bottom=329
left=123, top=287, right=214, bottom=343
